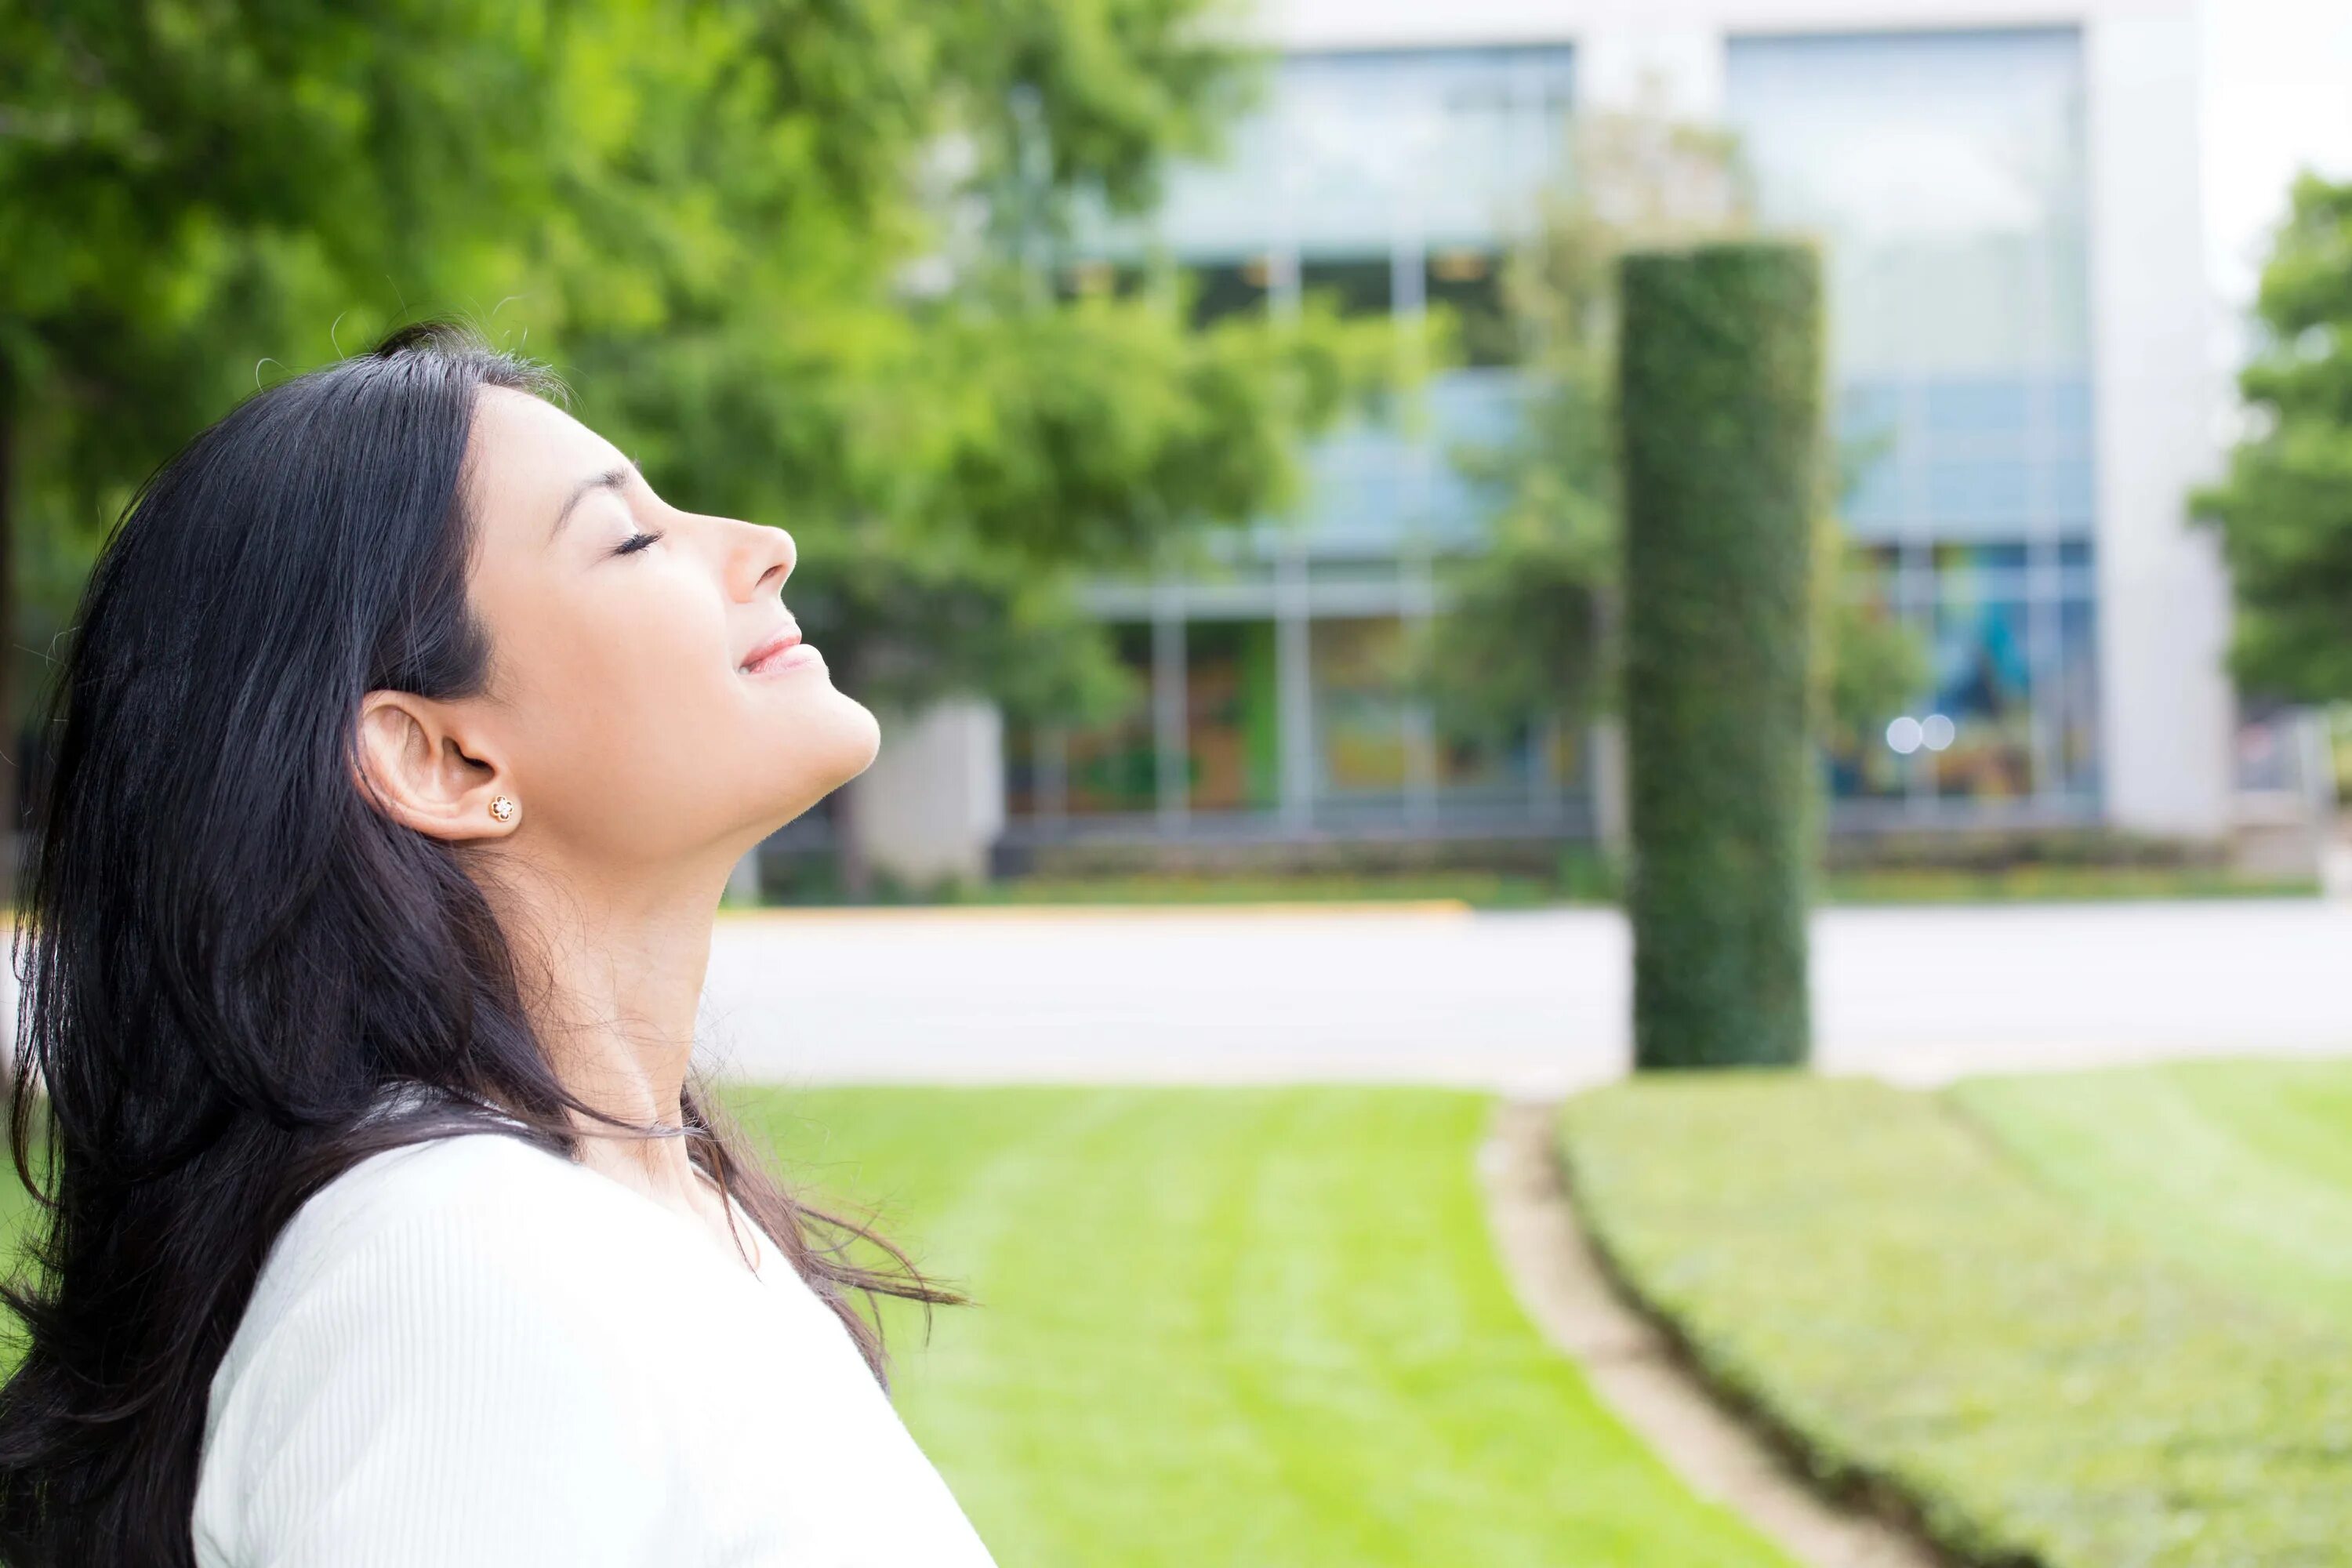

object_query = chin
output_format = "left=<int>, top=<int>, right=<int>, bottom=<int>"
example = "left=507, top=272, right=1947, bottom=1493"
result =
left=839, top=695, right=883, bottom=778
left=732, top=687, right=884, bottom=835
left=800, top=685, right=882, bottom=796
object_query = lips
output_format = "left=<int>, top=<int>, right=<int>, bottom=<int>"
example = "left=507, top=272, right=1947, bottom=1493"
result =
left=739, top=622, right=823, bottom=677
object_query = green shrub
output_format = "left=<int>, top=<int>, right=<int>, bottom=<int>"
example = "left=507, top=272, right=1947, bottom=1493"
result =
left=1559, top=1073, right=2352, bottom=1567
left=1617, top=242, right=1824, bottom=1069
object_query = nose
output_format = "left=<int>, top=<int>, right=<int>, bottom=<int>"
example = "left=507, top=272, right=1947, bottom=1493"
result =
left=725, top=518, right=794, bottom=602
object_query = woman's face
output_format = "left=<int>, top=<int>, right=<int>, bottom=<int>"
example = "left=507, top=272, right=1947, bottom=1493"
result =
left=450, top=385, right=878, bottom=869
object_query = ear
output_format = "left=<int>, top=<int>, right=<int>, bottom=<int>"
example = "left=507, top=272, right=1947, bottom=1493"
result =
left=353, top=690, right=517, bottom=842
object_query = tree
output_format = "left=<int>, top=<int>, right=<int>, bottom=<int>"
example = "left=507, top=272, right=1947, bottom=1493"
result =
left=1, top=1, right=549, bottom=822
left=2194, top=172, right=2352, bottom=703
left=1619, top=241, right=1824, bottom=1070
left=1414, top=107, right=1922, bottom=769
left=501, top=1, right=1385, bottom=892
left=2, top=0, right=1386, bottom=891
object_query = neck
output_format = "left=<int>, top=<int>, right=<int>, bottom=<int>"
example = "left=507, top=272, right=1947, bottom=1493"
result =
left=474, top=844, right=735, bottom=1200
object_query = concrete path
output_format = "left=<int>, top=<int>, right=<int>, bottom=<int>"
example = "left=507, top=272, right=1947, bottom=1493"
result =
left=696, top=898, right=2352, bottom=1090
left=1479, top=1099, right=1938, bottom=1568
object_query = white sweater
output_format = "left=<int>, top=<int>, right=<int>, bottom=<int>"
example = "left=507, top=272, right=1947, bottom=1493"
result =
left=192, top=1115, right=1001, bottom=1567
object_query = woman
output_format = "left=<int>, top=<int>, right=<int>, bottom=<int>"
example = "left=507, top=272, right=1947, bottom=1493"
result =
left=0, top=323, right=1000, bottom=1566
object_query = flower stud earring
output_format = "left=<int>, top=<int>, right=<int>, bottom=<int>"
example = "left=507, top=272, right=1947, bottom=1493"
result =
left=488, top=796, right=518, bottom=825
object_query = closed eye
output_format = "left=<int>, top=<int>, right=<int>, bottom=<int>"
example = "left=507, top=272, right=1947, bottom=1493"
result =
left=613, top=529, right=666, bottom=557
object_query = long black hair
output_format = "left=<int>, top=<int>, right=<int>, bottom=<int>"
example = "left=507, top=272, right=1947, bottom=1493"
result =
left=0, top=321, right=964, bottom=1566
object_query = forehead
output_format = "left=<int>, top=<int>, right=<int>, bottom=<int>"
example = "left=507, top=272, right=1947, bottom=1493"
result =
left=463, top=387, right=625, bottom=532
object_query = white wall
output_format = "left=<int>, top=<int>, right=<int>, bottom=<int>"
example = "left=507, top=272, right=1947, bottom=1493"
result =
left=2085, top=4, right=2234, bottom=836
left=851, top=699, right=1006, bottom=887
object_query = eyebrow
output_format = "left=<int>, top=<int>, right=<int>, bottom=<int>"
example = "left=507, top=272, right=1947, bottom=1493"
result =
left=549, top=459, right=642, bottom=540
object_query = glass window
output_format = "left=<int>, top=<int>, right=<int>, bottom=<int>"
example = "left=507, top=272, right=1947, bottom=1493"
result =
left=1937, top=541, right=2029, bottom=574
left=1545, top=724, right=1587, bottom=800
left=1729, top=29, right=2091, bottom=376
left=1062, top=622, right=1158, bottom=815
left=1928, top=589, right=2034, bottom=800
left=1828, top=539, right=2100, bottom=808
left=1004, top=720, right=1043, bottom=818
left=1185, top=259, right=1273, bottom=329
left=1082, top=47, right=1577, bottom=562
left=1425, top=249, right=1516, bottom=367
left=1073, top=45, right=1576, bottom=263
left=1185, top=619, right=1281, bottom=812
left=2048, top=452, right=2096, bottom=528
left=1295, top=426, right=1419, bottom=551
left=1925, top=379, right=2031, bottom=435
left=1735, top=30, right=2102, bottom=812
left=1731, top=29, right=2098, bottom=554
left=1926, top=457, right=2031, bottom=533
left=2054, top=594, right=2100, bottom=797
left=1298, top=255, right=1392, bottom=318
left=1310, top=616, right=1410, bottom=808
left=1279, top=48, right=1577, bottom=256
left=1124, top=101, right=1285, bottom=261
left=1825, top=562, right=1916, bottom=801
left=1080, top=46, right=1574, bottom=263
left=1433, top=713, right=1536, bottom=804
left=1838, top=456, right=1904, bottom=534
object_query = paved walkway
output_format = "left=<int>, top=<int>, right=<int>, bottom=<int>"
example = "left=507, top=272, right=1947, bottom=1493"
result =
left=697, top=899, right=2352, bottom=1091
left=1480, top=1099, right=1936, bottom=1568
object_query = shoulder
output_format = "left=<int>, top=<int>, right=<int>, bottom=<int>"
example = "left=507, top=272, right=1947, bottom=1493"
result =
left=236, top=1133, right=590, bottom=1322
left=213, top=1132, right=662, bottom=1419
left=196, top=1135, right=699, bottom=1563
left=279, top=1128, right=581, bottom=1244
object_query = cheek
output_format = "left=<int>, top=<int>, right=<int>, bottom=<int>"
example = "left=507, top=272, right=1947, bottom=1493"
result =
left=494, top=570, right=877, bottom=835
left=491, top=571, right=728, bottom=791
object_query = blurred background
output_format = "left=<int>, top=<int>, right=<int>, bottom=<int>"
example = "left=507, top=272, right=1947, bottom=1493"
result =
left=751, top=0, right=2348, bottom=910
left=11, top=0, right=2352, bottom=1564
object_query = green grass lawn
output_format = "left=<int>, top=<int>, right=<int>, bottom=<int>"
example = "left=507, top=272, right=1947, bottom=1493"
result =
left=1952, top=1059, right=2352, bottom=1328
left=0, top=1085, right=1788, bottom=1563
left=1559, top=1068, right=2352, bottom=1568
left=1817, top=865, right=2318, bottom=904
left=725, top=1084, right=1795, bottom=1568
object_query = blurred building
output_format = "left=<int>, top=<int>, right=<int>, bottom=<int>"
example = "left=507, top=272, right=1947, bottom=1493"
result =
left=855, top=0, right=2324, bottom=886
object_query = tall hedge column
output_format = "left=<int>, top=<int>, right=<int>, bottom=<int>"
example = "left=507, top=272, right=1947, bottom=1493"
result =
left=1617, top=242, right=1824, bottom=1070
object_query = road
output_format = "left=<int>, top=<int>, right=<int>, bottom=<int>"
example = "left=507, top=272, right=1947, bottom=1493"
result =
left=695, top=899, right=2352, bottom=1091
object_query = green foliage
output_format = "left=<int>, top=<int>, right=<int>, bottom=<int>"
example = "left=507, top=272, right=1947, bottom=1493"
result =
left=0, top=0, right=1386, bottom=767
left=1413, top=510, right=1615, bottom=733
left=1952, top=1060, right=2352, bottom=1329
left=0, top=0, right=550, bottom=700
left=724, top=1084, right=1796, bottom=1567
left=1414, top=112, right=1735, bottom=732
left=1418, top=109, right=1920, bottom=747
left=1559, top=1070, right=2352, bottom=1567
left=2194, top=172, right=2352, bottom=702
left=1821, top=863, right=2314, bottom=903
left=2333, top=702, right=2352, bottom=797
left=1814, top=512, right=1929, bottom=757
left=707, top=291, right=1378, bottom=724
left=1617, top=243, right=1822, bottom=1070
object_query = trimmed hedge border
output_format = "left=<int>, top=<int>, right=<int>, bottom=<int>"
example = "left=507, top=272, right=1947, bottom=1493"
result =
left=1557, top=1073, right=2352, bottom=1568
left=1617, top=243, right=1824, bottom=1069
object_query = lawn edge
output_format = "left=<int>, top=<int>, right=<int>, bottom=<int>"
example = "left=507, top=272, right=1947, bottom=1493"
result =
left=1483, top=1098, right=1950, bottom=1568
left=1546, top=1098, right=2038, bottom=1568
